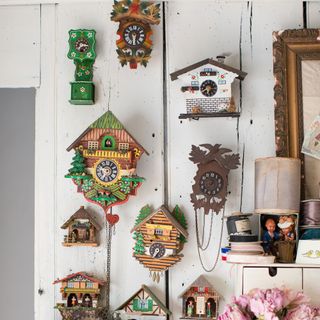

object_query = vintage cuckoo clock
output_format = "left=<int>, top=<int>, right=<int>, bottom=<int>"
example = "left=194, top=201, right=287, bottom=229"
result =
left=114, top=285, right=172, bottom=320
left=190, top=144, right=240, bottom=215
left=170, top=56, right=247, bottom=119
left=131, top=205, right=188, bottom=282
left=61, top=206, right=101, bottom=247
left=179, top=276, right=220, bottom=320
left=190, top=144, right=240, bottom=272
left=67, top=29, right=96, bottom=105
left=65, top=110, right=148, bottom=225
left=110, top=0, right=160, bottom=69
left=53, top=272, right=105, bottom=320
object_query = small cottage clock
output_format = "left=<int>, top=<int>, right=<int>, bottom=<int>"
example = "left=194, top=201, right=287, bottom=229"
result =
left=65, top=110, right=148, bottom=225
left=132, top=205, right=188, bottom=282
left=170, top=56, right=247, bottom=119
left=67, top=29, right=96, bottom=105
left=110, top=0, right=160, bottom=69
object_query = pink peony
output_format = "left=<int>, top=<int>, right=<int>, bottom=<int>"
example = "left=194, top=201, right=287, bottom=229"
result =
left=218, top=305, right=251, bottom=320
left=284, top=304, right=317, bottom=320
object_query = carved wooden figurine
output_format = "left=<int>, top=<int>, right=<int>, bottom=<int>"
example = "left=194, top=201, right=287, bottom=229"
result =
left=65, top=110, right=148, bottom=225
left=114, top=285, right=172, bottom=320
left=179, top=276, right=220, bottom=320
left=111, top=0, right=160, bottom=69
left=61, top=206, right=101, bottom=247
left=53, top=272, right=105, bottom=319
left=131, top=205, right=188, bottom=282
left=67, top=29, right=96, bottom=105
left=170, top=57, right=247, bottom=119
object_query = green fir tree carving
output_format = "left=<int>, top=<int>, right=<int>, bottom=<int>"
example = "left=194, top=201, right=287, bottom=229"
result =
left=68, top=149, right=86, bottom=175
left=134, top=205, right=152, bottom=226
left=172, top=205, right=188, bottom=243
left=133, top=232, right=145, bottom=255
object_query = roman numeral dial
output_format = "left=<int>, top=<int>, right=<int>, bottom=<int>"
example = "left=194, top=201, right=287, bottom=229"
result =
left=123, top=23, right=146, bottom=47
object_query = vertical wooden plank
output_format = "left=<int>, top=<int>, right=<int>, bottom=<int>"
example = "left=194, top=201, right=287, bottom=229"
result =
left=166, top=1, right=245, bottom=316
left=34, top=4, right=56, bottom=320
left=54, top=1, right=165, bottom=314
left=0, top=5, right=40, bottom=88
left=307, top=1, right=320, bottom=27
left=239, top=1, right=303, bottom=215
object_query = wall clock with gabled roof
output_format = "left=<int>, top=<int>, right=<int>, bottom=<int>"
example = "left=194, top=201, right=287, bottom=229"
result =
left=65, top=110, right=148, bottom=225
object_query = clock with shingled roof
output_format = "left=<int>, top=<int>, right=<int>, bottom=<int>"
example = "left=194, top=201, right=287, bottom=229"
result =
left=170, top=56, right=247, bottom=119
left=110, top=0, right=160, bottom=69
left=65, top=110, right=148, bottom=225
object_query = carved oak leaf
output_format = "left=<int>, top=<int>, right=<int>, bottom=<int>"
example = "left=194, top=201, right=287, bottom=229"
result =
left=189, top=145, right=206, bottom=164
left=223, top=153, right=241, bottom=170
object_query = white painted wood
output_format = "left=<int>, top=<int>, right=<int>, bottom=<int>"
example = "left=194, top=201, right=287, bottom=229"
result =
left=308, top=1, right=320, bottom=27
left=34, top=4, right=56, bottom=320
left=303, top=268, right=320, bottom=305
left=53, top=2, right=164, bottom=319
left=243, top=267, right=303, bottom=293
left=0, top=5, right=40, bottom=87
left=166, top=0, right=303, bottom=317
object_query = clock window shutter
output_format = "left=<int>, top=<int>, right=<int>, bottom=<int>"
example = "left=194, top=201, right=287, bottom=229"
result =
left=132, top=298, right=139, bottom=311
left=147, top=299, right=153, bottom=311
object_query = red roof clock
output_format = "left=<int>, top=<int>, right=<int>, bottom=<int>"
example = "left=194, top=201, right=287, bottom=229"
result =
left=65, top=110, right=148, bottom=225
left=131, top=205, right=188, bottom=282
left=53, top=272, right=105, bottom=320
left=110, top=0, right=160, bottom=69
left=170, top=57, right=247, bottom=119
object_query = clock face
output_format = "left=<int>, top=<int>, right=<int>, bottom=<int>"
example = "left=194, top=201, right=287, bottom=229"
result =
left=123, top=24, right=146, bottom=47
left=75, top=38, right=89, bottom=53
left=149, top=242, right=166, bottom=259
left=200, top=171, right=224, bottom=196
left=94, top=159, right=119, bottom=185
left=200, top=80, right=218, bottom=97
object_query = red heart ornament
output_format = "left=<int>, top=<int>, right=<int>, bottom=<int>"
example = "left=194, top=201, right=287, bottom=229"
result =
left=106, top=214, right=119, bottom=225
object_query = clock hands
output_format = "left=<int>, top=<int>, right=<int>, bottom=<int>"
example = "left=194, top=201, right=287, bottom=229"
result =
left=152, top=248, right=160, bottom=258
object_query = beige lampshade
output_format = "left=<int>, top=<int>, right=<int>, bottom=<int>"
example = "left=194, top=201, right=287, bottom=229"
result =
left=255, top=157, right=301, bottom=214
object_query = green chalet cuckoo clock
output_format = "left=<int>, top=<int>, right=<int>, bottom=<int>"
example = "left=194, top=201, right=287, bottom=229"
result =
left=65, top=110, right=148, bottom=225
left=67, top=29, right=96, bottom=105
left=111, top=0, right=160, bottom=69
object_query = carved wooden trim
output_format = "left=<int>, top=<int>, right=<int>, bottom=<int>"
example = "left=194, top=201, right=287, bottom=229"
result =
left=273, top=28, right=320, bottom=157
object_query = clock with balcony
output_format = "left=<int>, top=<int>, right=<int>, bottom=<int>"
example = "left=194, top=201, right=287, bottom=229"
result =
left=65, top=110, right=148, bottom=224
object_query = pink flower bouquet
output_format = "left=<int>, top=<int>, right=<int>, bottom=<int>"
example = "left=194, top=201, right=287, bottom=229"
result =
left=218, top=288, right=320, bottom=320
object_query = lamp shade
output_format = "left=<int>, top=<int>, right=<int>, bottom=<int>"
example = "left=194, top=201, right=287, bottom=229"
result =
left=255, top=157, right=301, bottom=213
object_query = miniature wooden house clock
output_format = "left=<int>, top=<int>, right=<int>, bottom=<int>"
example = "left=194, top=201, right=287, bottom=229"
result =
left=179, top=275, right=220, bottom=319
left=111, top=0, right=160, bottom=69
left=170, top=56, right=247, bottom=119
left=53, top=272, right=105, bottom=320
left=114, top=285, right=172, bottom=320
left=67, top=29, right=96, bottom=105
left=131, top=205, right=188, bottom=282
left=61, top=206, right=101, bottom=247
left=65, top=110, right=148, bottom=224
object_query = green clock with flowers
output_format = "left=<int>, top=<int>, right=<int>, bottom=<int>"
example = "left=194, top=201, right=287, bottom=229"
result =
left=67, top=29, right=96, bottom=105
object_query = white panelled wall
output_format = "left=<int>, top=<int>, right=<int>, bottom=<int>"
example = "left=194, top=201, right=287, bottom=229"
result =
left=0, top=1, right=319, bottom=320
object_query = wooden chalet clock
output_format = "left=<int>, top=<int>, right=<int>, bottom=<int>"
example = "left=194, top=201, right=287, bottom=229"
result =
left=114, top=285, right=171, bottom=319
left=67, top=29, right=96, bottom=105
left=65, top=110, right=148, bottom=225
left=53, top=272, right=105, bottom=320
left=110, top=0, right=160, bottom=69
left=131, top=205, right=188, bottom=282
left=170, top=56, right=247, bottom=119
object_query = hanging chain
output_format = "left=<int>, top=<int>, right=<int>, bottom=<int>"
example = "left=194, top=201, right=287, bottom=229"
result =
left=195, top=208, right=225, bottom=272
left=197, top=211, right=214, bottom=250
left=100, top=211, right=113, bottom=320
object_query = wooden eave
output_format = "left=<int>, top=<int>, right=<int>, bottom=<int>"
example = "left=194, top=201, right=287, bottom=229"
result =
left=66, top=124, right=149, bottom=155
left=131, top=205, right=188, bottom=238
left=170, top=58, right=247, bottom=81
left=178, top=275, right=221, bottom=298
left=53, top=272, right=105, bottom=286
left=60, top=207, right=101, bottom=231
left=114, top=285, right=172, bottom=315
